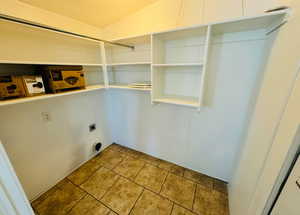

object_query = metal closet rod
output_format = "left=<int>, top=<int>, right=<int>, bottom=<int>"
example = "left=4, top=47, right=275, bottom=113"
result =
left=0, top=14, right=135, bottom=50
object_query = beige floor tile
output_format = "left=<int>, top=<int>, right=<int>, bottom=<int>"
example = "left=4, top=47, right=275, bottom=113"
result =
left=213, top=179, right=228, bottom=194
left=158, top=160, right=185, bottom=176
left=172, top=204, right=196, bottom=215
left=135, top=164, right=168, bottom=193
left=193, top=186, right=214, bottom=215
left=123, top=147, right=144, bottom=158
left=32, top=177, right=71, bottom=209
left=93, top=149, right=126, bottom=169
left=210, top=191, right=229, bottom=215
left=140, top=153, right=161, bottom=166
left=101, top=177, right=143, bottom=215
left=131, top=190, right=173, bottom=215
left=68, top=194, right=110, bottom=215
left=34, top=180, right=85, bottom=215
left=114, top=156, right=145, bottom=179
left=67, top=159, right=101, bottom=185
left=160, top=173, right=196, bottom=210
left=184, top=169, right=214, bottom=191
left=193, top=186, right=229, bottom=215
left=107, top=143, right=127, bottom=152
left=108, top=211, right=118, bottom=215
left=80, top=167, right=119, bottom=200
left=31, top=184, right=59, bottom=209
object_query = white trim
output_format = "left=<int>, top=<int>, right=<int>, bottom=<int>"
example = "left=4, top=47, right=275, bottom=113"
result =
left=0, top=142, right=34, bottom=215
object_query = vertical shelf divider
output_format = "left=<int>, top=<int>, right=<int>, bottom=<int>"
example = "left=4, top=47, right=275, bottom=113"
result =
left=198, top=25, right=212, bottom=110
left=150, top=34, right=155, bottom=104
left=100, top=42, right=109, bottom=88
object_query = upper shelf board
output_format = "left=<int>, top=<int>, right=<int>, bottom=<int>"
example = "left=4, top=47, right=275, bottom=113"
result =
left=211, top=11, right=287, bottom=34
left=109, top=85, right=151, bottom=91
left=107, top=62, right=151, bottom=66
left=0, top=85, right=105, bottom=107
left=153, top=98, right=199, bottom=108
left=0, top=61, right=103, bottom=66
left=152, top=63, right=203, bottom=67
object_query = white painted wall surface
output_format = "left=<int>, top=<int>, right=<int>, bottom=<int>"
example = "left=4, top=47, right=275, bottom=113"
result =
left=106, top=35, right=270, bottom=181
left=101, top=0, right=289, bottom=40
left=229, top=1, right=300, bottom=215
left=101, top=0, right=245, bottom=39
left=244, top=0, right=292, bottom=16
left=0, top=0, right=109, bottom=201
left=0, top=91, right=112, bottom=200
left=0, top=0, right=104, bottom=39
left=0, top=0, right=292, bottom=209
left=252, top=71, right=300, bottom=215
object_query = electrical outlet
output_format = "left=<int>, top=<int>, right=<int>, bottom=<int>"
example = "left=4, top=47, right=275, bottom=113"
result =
left=41, top=112, right=51, bottom=122
left=89, top=124, right=96, bottom=132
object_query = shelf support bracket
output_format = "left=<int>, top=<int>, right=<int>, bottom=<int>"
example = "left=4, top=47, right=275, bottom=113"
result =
left=266, top=20, right=288, bottom=36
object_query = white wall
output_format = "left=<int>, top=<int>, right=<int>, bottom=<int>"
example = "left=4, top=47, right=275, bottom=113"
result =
left=0, top=0, right=104, bottom=39
left=106, top=33, right=271, bottom=181
left=0, top=0, right=109, bottom=201
left=101, top=0, right=288, bottom=40
left=101, top=0, right=245, bottom=39
left=0, top=0, right=293, bottom=210
left=229, top=1, right=300, bottom=215
left=0, top=91, right=112, bottom=200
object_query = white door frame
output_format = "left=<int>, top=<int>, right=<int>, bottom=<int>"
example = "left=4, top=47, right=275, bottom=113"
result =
left=247, top=68, right=300, bottom=215
left=0, top=141, right=34, bottom=215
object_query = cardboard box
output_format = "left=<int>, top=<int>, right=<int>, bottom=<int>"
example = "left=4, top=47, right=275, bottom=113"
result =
left=22, top=75, right=45, bottom=97
left=0, top=76, right=26, bottom=99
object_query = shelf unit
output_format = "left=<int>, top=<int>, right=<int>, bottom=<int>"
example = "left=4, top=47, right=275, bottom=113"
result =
left=152, top=63, right=203, bottom=67
left=0, top=11, right=287, bottom=108
left=0, top=85, right=105, bottom=107
left=105, top=35, right=152, bottom=91
left=0, top=63, right=106, bottom=106
left=109, top=85, right=151, bottom=91
left=107, top=62, right=151, bottom=66
left=152, top=25, right=210, bottom=108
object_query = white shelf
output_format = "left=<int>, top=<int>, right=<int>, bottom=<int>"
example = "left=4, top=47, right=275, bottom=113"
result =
left=0, top=61, right=103, bottom=66
left=109, top=84, right=151, bottom=91
left=153, top=98, right=199, bottom=108
left=0, top=85, right=105, bottom=107
left=107, top=62, right=151, bottom=66
left=152, top=63, right=203, bottom=67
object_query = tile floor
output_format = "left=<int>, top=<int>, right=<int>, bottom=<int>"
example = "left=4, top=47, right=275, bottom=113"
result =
left=31, top=144, right=229, bottom=215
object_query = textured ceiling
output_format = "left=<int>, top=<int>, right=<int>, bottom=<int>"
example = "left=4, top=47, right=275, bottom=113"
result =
left=19, top=0, right=159, bottom=28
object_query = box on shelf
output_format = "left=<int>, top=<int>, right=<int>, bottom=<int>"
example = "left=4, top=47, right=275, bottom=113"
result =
left=40, top=66, right=86, bottom=93
left=0, top=75, right=26, bottom=99
left=21, top=75, right=45, bottom=97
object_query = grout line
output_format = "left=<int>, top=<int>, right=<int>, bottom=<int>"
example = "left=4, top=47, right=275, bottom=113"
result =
left=65, top=178, right=90, bottom=195
left=100, top=174, right=121, bottom=200
left=133, top=162, right=146, bottom=180
left=80, top=191, right=119, bottom=214
left=36, top=147, right=226, bottom=215
left=192, top=184, right=197, bottom=212
left=75, top=176, right=120, bottom=215
left=128, top=188, right=145, bottom=215
left=74, top=163, right=104, bottom=186
left=170, top=202, right=175, bottom=215
left=159, top=171, right=169, bottom=194
left=174, top=203, right=198, bottom=215
left=65, top=193, right=88, bottom=215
